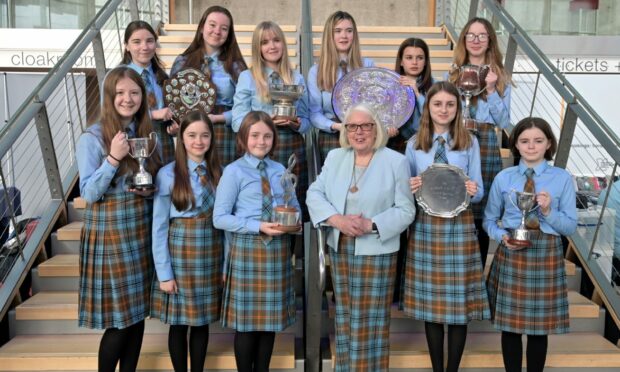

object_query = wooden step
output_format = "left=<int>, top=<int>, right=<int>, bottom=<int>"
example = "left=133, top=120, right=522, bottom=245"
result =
left=312, top=37, right=449, bottom=47
left=157, top=47, right=297, bottom=57
left=328, top=332, right=620, bottom=369
left=312, top=25, right=444, bottom=34
left=312, top=48, right=452, bottom=58
left=56, top=222, right=82, bottom=241
left=159, top=35, right=297, bottom=45
left=37, top=254, right=79, bottom=277
left=73, top=197, right=86, bottom=209
left=0, top=333, right=294, bottom=371
left=163, top=24, right=297, bottom=33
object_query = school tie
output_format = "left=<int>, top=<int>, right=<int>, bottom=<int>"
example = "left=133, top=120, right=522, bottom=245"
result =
left=339, top=60, right=348, bottom=75
left=258, top=160, right=273, bottom=221
left=524, top=167, right=540, bottom=230
left=141, top=69, right=156, bottom=108
left=195, top=164, right=214, bottom=213
left=270, top=71, right=282, bottom=85
left=202, top=55, right=214, bottom=79
left=433, top=136, right=448, bottom=164
left=196, top=164, right=208, bottom=186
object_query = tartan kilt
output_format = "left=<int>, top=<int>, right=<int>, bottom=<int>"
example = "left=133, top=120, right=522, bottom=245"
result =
left=487, top=233, right=569, bottom=335
left=221, top=232, right=295, bottom=332
left=401, top=208, right=491, bottom=324
left=330, top=235, right=397, bottom=372
left=153, top=119, right=176, bottom=165
left=272, top=127, right=308, bottom=220
left=212, top=105, right=238, bottom=166
left=471, top=123, right=502, bottom=220
left=78, top=192, right=154, bottom=329
left=318, top=130, right=340, bottom=165
left=387, top=134, right=409, bottom=154
left=150, top=214, right=224, bottom=326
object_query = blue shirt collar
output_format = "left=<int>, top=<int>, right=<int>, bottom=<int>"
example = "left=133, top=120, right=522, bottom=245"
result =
left=188, top=158, right=207, bottom=172
left=518, top=160, right=548, bottom=176
left=432, top=131, right=451, bottom=144
left=243, top=153, right=269, bottom=168
left=127, top=62, right=152, bottom=76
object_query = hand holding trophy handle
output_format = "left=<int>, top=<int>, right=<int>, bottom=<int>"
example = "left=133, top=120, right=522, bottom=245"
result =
left=506, top=189, right=540, bottom=249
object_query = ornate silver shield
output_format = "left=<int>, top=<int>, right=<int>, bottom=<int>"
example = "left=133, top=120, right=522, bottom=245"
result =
left=164, top=68, right=217, bottom=122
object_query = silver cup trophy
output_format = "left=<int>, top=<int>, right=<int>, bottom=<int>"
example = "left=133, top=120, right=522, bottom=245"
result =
left=456, top=64, right=490, bottom=133
left=270, top=83, right=305, bottom=121
left=127, top=132, right=158, bottom=190
left=508, top=190, right=540, bottom=248
left=272, top=154, right=301, bottom=232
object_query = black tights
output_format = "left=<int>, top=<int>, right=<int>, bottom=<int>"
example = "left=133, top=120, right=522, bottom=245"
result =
left=234, top=331, right=276, bottom=372
left=475, top=218, right=490, bottom=268
left=502, top=331, right=548, bottom=372
left=98, top=320, right=145, bottom=372
left=168, top=324, right=210, bottom=372
left=424, top=322, right=468, bottom=372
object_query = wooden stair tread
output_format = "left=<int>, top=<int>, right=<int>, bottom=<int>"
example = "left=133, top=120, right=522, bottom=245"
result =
left=37, top=254, right=79, bottom=277
left=312, top=49, right=452, bottom=57
left=312, top=25, right=444, bottom=33
left=163, top=24, right=297, bottom=32
left=56, top=222, right=82, bottom=241
left=159, top=35, right=296, bottom=44
left=15, top=292, right=77, bottom=320
left=0, top=333, right=294, bottom=370
left=312, top=37, right=448, bottom=46
left=157, top=47, right=297, bottom=57
left=72, top=197, right=86, bottom=209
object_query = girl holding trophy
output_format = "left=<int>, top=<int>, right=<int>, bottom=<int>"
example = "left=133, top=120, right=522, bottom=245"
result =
left=150, top=111, right=224, bottom=372
left=214, top=111, right=299, bottom=372
left=232, top=21, right=309, bottom=218
left=76, top=66, right=161, bottom=372
left=402, top=81, right=490, bottom=372
left=170, top=6, right=247, bottom=166
left=448, top=17, right=512, bottom=267
left=122, top=20, right=176, bottom=164
left=484, top=117, right=577, bottom=372
left=307, top=11, right=374, bottom=163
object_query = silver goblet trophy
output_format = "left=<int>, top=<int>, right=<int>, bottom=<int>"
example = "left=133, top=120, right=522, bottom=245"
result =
left=270, top=83, right=305, bottom=121
left=272, top=154, right=301, bottom=232
left=456, top=64, right=489, bottom=133
left=127, top=132, right=158, bottom=190
left=507, top=190, right=540, bottom=249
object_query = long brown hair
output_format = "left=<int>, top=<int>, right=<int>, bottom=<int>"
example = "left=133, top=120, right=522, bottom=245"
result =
left=448, top=17, right=512, bottom=101
left=394, top=37, right=433, bottom=94
left=121, top=20, right=169, bottom=86
left=176, top=6, right=246, bottom=82
left=415, top=81, right=471, bottom=152
left=171, top=111, right=221, bottom=211
left=317, top=11, right=363, bottom=92
left=99, top=67, right=161, bottom=181
left=236, top=111, right=278, bottom=157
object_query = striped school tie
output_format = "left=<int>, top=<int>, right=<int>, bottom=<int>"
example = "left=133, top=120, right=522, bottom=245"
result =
left=195, top=164, right=215, bottom=214
left=434, top=136, right=449, bottom=164
left=202, top=55, right=214, bottom=79
left=258, top=160, right=273, bottom=221
left=141, top=69, right=156, bottom=108
left=524, top=167, right=540, bottom=230
left=339, top=60, right=348, bottom=75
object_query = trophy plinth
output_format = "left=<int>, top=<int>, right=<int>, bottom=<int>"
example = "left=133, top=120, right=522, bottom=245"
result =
left=456, top=64, right=489, bottom=133
left=273, top=206, right=301, bottom=232
left=270, top=84, right=304, bottom=121
left=127, top=132, right=158, bottom=191
left=507, top=190, right=539, bottom=249
left=273, top=154, right=301, bottom=232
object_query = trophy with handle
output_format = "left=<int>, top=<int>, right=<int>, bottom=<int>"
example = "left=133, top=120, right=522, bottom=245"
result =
left=270, top=83, right=305, bottom=121
left=506, top=190, right=540, bottom=249
left=127, top=132, right=158, bottom=190
left=456, top=64, right=490, bottom=133
left=272, top=154, right=301, bottom=232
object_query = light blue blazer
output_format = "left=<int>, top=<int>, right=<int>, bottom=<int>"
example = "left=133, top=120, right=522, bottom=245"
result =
left=306, top=147, right=416, bottom=255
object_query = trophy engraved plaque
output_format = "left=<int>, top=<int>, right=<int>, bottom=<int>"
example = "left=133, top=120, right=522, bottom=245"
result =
left=416, top=164, right=470, bottom=218
left=164, top=68, right=217, bottom=122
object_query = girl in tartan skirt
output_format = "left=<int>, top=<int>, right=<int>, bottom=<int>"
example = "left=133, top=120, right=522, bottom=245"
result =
left=306, top=104, right=416, bottom=371
left=392, top=37, right=434, bottom=154
left=402, top=81, right=491, bottom=372
left=484, top=117, right=577, bottom=372
left=150, top=111, right=224, bottom=372
left=122, top=20, right=177, bottom=164
left=170, top=6, right=247, bottom=166
left=448, top=17, right=512, bottom=268
left=232, top=21, right=309, bottom=220
left=76, top=66, right=161, bottom=372
left=307, top=11, right=374, bottom=164
left=214, top=111, right=299, bottom=372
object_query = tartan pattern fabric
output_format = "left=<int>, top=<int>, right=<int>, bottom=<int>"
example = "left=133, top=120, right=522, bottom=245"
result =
left=153, top=119, right=176, bottom=165
left=78, top=192, right=154, bottom=330
left=401, top=208, right=491, bottom=324
left=212, top=105, right=238, bottom=166
left=272, top=126, right=308, bottom=220
left=471, top=123, right=502, bottom=219
left=258, top=160, right=273, bottom=221
left=318, top=130, right=340, bottom=165
left=150, top=213, right=224, bottom=326
left=434, top=136, right=448, bottom=164
left=524, top=167, right=540, bottom=229
left=330, top=235, right=397, bottom=372
left=487, top=233, right=569, bottom=335
left=221, top=233, right=295, bottom=332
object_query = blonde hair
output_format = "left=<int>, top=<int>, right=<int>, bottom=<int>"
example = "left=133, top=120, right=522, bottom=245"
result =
left=339, top=104, right=388, bottom=149
left=250, top=21, right=293, bottom=102
left=317, top=11, right=363, bottom=92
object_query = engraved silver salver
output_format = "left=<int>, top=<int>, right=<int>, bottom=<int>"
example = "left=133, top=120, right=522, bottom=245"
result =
left=416, top=164, right=470, bottom=218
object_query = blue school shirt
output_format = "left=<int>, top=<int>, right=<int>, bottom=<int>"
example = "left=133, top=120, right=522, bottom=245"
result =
left=405, top=132, right=484, bottom=203
left=213, top=153, right=300, bottom=234
left=307, top=57, right=374, bottom=132
left=76, top=122, right=137, bottom=203
left=170, top=52, right=239, bottom=126
left=231, top=68, right=310, bottom=133
left=152, top=159, right=214, bottom=281
left=127, top=63, right=164, bottom=109
left=483, top=160, right=577, bottom=242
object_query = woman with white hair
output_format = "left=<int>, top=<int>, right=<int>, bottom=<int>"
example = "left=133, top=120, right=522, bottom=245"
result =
left=306, top=104, right=416, bottom=371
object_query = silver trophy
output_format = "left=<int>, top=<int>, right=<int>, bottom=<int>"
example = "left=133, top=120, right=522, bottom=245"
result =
left=127, top=132, right=158, bottom=190
left=272, top=154, right=301, bottom=232
left=456, top=64, right=489, bottom=133
left=270, top=84, right=305, bottom=121
left=508, top=190, right=540, bottom=248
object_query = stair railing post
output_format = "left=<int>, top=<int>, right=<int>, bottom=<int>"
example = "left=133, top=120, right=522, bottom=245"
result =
left=91, top=29, right=107, bottom=92
left=128, top=0, right=140, bottom=21
left=34, top=104, right=64, bottom=201
left=468, top=0, right=480, bottom=20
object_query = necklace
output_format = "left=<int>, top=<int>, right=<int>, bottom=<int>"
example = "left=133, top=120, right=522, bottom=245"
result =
left=349, top=152, right=374, bottom=193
